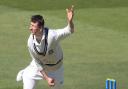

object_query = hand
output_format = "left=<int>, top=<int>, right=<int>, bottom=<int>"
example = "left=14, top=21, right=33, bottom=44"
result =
left=47, top=77, right=55, bottom=87
left=40, top=70, right=55, bottom=87
left=66, top=5, right=74, bottom=23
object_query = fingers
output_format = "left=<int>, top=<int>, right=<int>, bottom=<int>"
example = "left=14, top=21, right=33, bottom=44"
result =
left=48, top=78, right=55, bottom=87
left=50, top=82, right=55, bottom=87
left=71, top=5, right=74, bottom=11
left=66, top=5, right=74, bottom=12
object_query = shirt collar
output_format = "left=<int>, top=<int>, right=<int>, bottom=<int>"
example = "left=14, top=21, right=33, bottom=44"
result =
left=33, top=32, right=45, bottom=45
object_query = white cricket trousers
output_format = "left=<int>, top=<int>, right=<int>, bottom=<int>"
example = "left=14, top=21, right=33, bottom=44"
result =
left=22, top=65, right=64, bottom=89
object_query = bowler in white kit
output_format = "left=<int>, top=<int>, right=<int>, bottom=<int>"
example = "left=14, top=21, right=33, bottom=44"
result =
left=16, top=6, right=74, bottom=89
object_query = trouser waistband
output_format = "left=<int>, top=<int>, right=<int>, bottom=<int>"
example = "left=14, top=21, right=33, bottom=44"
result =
left=44, top=60, right=63, bottom=72
left=45, top=59, right=62, bottom=66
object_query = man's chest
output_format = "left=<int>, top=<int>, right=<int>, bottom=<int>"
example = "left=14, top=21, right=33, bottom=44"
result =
left=28, top=38, right=58, bottom=64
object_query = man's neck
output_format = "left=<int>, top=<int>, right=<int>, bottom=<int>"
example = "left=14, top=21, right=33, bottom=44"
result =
left=35, top=28, right=44, bottom=43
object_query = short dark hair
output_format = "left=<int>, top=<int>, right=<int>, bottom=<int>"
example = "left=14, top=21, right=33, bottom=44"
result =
left=31, top=15, right=44, bottom=28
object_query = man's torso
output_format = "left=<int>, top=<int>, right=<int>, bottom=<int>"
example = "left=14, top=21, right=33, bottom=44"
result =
left=27, top=29, right=63, bottom=65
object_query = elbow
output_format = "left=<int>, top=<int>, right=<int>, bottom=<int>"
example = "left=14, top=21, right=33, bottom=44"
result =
left=70, top=26, right=74, bottom=33
left=67, top=22, right=74, bottom=33
left=69, top=22, right=74, bottom=33
left=71, top=29, right=74, bottom=33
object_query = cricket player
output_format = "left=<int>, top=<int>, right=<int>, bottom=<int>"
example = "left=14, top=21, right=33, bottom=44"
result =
left=16, top=5, right=74, bottom=89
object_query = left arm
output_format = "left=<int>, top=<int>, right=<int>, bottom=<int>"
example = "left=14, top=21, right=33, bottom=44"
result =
left=55, top=5, right=75, bottom=41
left=66, top=5, right=74, bottom=33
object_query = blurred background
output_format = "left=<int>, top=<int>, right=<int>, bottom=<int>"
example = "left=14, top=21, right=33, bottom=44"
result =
left=0, top=0, right=128, bottom=89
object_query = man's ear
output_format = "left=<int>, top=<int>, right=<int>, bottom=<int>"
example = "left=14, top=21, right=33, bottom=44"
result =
left=39, top=26, right=43, bottom=32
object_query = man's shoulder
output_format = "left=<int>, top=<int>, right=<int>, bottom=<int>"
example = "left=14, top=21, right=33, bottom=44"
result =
left=28, top=34, right=33, bottom=39
left=27, top=34, right=33, bottom=43
left=48, top=29, right=57, bottom=36
left=46, top=29, right=58, bottom=41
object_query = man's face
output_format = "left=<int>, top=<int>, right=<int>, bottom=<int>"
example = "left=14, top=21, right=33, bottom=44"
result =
left=29, top=22, right=40, bottom=35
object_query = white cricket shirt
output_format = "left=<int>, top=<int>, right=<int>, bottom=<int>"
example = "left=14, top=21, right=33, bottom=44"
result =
left=27, top=24, right=72, bottom=71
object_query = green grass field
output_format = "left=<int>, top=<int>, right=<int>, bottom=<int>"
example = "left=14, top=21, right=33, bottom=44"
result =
left=0, top=0, right=128, bottom=89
